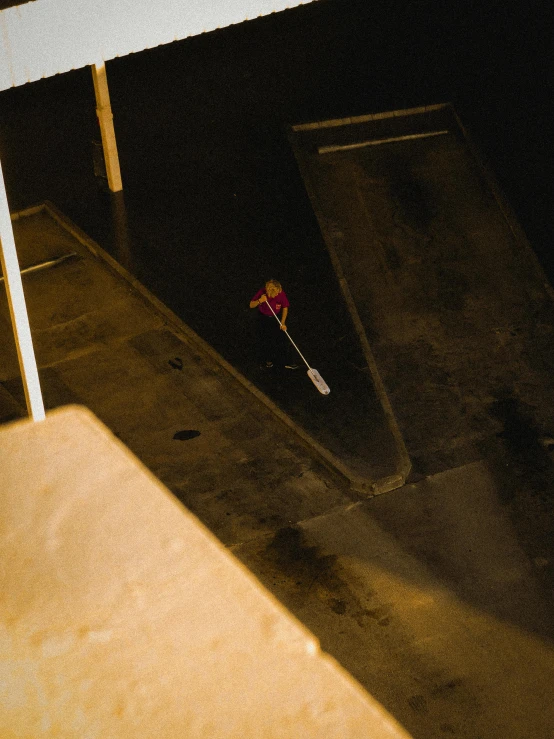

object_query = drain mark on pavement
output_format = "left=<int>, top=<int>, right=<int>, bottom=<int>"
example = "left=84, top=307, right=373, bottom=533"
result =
left=173, top=429, right=201, bottom=440
left=264, top=526, right=377, bottom=626
left=408, top=694, right=429, bottom=713
left=168, top=357, right=183, bottom=370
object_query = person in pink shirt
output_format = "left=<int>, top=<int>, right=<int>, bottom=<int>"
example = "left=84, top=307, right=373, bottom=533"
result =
left=249, top=279, right=297, bottom=369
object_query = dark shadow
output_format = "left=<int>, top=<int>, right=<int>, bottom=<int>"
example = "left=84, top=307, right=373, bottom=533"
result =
left=389, top=171, right=437, bottom=232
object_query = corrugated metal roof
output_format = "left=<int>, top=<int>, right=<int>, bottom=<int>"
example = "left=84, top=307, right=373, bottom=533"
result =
left=0, top=0, right=317, bottom=90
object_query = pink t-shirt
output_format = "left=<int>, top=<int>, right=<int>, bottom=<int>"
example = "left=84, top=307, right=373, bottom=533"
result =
left=252, top=288, right=290, bottom=317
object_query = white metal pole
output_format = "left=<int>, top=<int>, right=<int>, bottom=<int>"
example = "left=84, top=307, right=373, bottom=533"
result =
left=0, top=157, right=45, bottom=421
left=92, top=61, right=123, bottom=193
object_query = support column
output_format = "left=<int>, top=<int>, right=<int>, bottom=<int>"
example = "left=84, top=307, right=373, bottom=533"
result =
left=0, top=158, right=45, bottom=421
left=92, top=61, right=123, bottom=193
left=110, top=190, right=133, bottom=271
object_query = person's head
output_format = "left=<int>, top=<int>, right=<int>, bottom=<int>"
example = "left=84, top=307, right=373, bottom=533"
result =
left=265, top=279, right=282, bottom=298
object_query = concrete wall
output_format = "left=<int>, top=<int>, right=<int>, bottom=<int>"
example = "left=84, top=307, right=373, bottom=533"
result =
left=0, top=405, right=412, bottom=738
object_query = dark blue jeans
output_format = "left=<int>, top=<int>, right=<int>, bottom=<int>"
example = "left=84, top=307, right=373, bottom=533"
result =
left=256, top=311, right=287, bottom=366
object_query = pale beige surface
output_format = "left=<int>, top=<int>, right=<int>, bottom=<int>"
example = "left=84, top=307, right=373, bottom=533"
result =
left=0, top=406, right=411, bottom=738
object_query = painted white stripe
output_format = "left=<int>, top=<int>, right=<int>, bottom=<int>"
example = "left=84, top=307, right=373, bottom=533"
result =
left=318, top=130, right=449, bottom=155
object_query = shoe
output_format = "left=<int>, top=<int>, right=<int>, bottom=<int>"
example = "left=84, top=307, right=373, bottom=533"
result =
left=285, top=363, right=299, bottom=370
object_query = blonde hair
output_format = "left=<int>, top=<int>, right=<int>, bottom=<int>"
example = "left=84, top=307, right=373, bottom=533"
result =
left=265, top=279, right=282, bottom=292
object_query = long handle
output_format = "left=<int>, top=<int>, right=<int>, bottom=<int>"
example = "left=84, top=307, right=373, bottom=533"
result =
left=265, top=300, right=312, bottom=370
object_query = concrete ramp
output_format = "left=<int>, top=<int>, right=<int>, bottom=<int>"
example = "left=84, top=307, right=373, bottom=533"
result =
left=289, top=104, right=554, bottom=478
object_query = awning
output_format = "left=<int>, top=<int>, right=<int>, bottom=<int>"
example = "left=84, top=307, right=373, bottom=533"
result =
left=0, top=0, right=317, bottom=90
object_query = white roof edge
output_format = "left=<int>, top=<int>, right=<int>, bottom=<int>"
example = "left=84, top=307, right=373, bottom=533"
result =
left=0, top=0, right=317, bottom=91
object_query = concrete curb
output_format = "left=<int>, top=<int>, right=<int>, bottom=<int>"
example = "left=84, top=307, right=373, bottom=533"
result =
left=291, top=103, right=450, bottom=132
left=9, top=204, right=44, bottom=221
left=40, top=200, right=384, bottom=495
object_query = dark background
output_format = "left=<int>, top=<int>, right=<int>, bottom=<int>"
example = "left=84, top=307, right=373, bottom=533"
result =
left=0, top=0, right=551, bottom=364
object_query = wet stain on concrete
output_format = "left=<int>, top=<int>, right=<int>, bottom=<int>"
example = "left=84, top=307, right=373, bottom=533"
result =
left=383, top=240, right=402, bottom=272
left=434, top=266, right=471, bottom=313
left=168, top=357, right=183, bottom=370
left=390, top=174, right=436, bottom=232
left=264, top=527, right=377, bottom=626
left=173, top=429, right=201, bottom=440
left=405, top=677, right=478, bottom=731
left=408, top=694, right=429, bottom=714
left=430, top=678, right=464, bottom=698
left=489, top=393, right=554, bottom=503
left=366, top=608, right=391, bottom=627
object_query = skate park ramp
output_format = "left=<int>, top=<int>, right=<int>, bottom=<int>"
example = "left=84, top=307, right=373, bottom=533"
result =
left=289, top=102, right=554, bottom=479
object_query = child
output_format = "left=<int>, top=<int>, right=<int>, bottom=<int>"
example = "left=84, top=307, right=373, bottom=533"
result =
left=249, top=279, right=297, bottom=369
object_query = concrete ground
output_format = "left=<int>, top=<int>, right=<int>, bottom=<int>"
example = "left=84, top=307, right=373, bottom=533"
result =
left=1, top=206, right=353, bottom=545
left=236, top=462, right=553, bottom=739
left=2, top=107, right=554, bottom=738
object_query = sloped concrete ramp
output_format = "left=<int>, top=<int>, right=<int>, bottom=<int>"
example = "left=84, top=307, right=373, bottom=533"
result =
left=289, top=104, right=554, bottom=477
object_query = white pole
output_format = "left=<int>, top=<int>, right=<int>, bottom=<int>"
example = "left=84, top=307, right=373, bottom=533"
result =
left=0, top=157, right=45, bottom=421
left=92, top=61, right=123, bottom=193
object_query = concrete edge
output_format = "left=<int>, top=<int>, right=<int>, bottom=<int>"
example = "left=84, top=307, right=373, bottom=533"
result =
left=291, top=103, right=450, bottom=131
left=286, top=130, right=412, bottom=493
left=37, top=200, right=378, bottom=495
left=450, top=104, right=554, bottom=303
left=10, top=204, right=43, bottom=220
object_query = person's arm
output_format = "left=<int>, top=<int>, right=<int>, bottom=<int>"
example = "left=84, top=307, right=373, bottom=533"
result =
left=250, top=294, right=267, bottom=309
left=280, top=306, right=288, bottom=331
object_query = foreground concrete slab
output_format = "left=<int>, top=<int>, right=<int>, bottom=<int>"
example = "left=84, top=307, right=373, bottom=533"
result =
left=0, top=406, right=411, bottom=738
